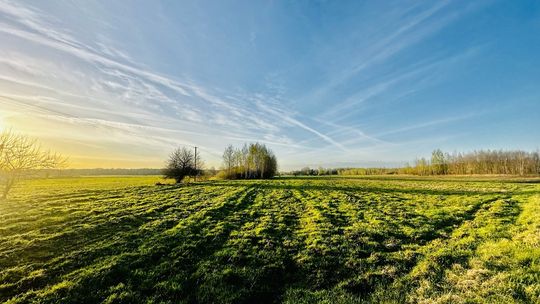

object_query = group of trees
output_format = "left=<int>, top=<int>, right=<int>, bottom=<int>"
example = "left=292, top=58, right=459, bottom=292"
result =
left=402, top=149, right=540, bottom=176
left=0, top=130, right=65, bottom=199
left=222, top=143, right=277, bottom=179
left=163, top=143, right=278, bottom=183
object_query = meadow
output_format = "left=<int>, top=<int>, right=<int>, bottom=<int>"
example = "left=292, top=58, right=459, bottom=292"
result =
left=0, top=176, right=539, bottom=303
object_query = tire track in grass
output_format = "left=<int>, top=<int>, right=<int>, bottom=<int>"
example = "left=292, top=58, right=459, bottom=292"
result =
left=0, top=185, right=221, bottom=261
left=280, top=178, right=524, bottom=303
left=292, top=188, right=353, bottom=289
left=0, top=184, right=230, bottom=284
left=284, top=185, right=385, bottom=302
left=293, top=187, right=431, bottom=297
left=148, top=185, right=270, bottom=303
left=288, top=187, right=507, bottom=301
left=7, top=186, right=258, bottom=303
left=0, top=189, right=203, bottom=299
left=336, top=190, right=408, bottom=296
left=192, top=188, right=304, bottom=304
left=0, top=185, right=200, bottom=236
left=114, top=185, right=260, bottom=304
left=323, top=190, right=405, bottom=297
left=0, top=182, right=178, bottom=224
left=374, top=195, right=523, bottom=303
left=341, top=193, right=500, bottom=301
left=0, top=184, right=224, bottom=239
left=464, top=193, right=540, bottom=303
left=0, top=185, right=238, bottom=302
left=342, top=191, right=497, bottom=245
left=0, top=190, right=147, bottom=235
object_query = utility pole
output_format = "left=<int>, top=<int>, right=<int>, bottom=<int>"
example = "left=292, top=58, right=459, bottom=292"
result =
left=194, top=146, right=198, bottom=182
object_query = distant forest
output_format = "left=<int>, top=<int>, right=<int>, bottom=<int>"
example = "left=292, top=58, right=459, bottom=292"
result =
left=39, top=168, right=163, bottom=177
left=292, top=149, right=540, bottom=176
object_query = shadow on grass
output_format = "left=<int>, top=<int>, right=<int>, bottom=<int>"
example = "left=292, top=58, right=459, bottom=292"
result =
left=198, top=180, right=507, bottom=196
left=275, top=175, right=540, bottom=184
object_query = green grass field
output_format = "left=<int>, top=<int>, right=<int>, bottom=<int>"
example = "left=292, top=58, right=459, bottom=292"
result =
left=1, top=176, right=539, bottom=303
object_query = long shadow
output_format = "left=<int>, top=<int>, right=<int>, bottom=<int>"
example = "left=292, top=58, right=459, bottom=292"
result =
left=0, top=186, right=238, bottom=302
left=274, top=175, right=540, bottom=184
left=389, top=197, right=523, bottom=301
left=200, top=181, right=505, bottom=196
left=21, top=186, right=265, bottom=303
left=192, top=189, right=305, bottom=304
left=289, top=189, right=359, bottom=291
left=293, top=193, right=505, bottom=300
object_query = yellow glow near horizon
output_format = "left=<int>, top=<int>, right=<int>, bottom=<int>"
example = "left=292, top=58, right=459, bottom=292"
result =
left=0, top=113, right=6, bottom=132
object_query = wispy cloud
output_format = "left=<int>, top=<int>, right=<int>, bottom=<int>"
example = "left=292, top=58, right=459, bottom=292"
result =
left=252, top=98, right=348, bottom=151
left=0, top=0, right=327, bottom=162
left=1, top=0, right=525, bottom=169
left=301, top=2, right=456, bottom=105
left=322, top=45, right=485, bottom=122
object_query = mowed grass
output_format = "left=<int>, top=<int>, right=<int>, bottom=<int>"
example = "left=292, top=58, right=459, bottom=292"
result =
left=1, top=176, right=539, bottom=303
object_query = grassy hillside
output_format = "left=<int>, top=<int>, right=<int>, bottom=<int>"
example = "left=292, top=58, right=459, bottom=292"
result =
left=1, top=176, right=539, bottom=303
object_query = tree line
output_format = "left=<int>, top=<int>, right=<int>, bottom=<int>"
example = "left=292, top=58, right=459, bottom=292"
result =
left=290, top=149, right=540, bottom=177
left=403, top=149, right=540, bottom=176
left=221, top=143, right=277, bottom=179
left=44, top=168, right=163, bottom=177
left=336, top=167, right=399, bottom=176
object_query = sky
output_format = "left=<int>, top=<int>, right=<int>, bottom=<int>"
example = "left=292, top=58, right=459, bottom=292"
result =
left=0, top=0, right=539, bottom=170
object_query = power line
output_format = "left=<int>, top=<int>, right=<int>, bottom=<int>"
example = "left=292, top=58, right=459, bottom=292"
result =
left=194, top=146, right=197, bottom=182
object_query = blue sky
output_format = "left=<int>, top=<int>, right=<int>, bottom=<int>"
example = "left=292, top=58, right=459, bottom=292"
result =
left=0, top=0, right=539, bottom=169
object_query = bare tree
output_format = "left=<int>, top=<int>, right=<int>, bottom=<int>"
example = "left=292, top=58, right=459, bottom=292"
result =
left=163, top=147, right=202, bottom=183
left=0, top=130, right=66, bottom=199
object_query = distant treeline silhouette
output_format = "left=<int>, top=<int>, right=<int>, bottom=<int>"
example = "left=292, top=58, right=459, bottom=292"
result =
left=292, top=149, right=540, bottom=176
left=221, top=143, right=278, bottom=179
left=41, top=168, right=164, bottom=177
left=290, top=167, right=339, bottom=176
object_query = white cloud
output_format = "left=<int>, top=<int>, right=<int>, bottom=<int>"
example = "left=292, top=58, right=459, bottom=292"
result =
left=0, top=0, right=326, bottom=161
